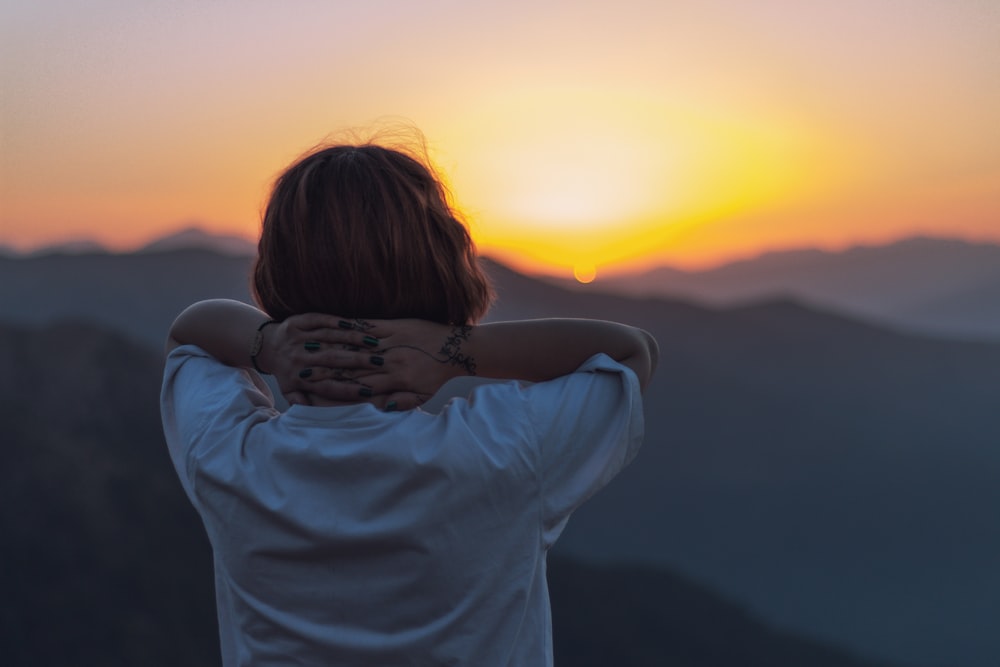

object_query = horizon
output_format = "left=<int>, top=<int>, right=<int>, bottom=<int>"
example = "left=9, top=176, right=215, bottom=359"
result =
left=3, top=1, right=998, bottom=278
left=5, top=224, right=998, bottom=280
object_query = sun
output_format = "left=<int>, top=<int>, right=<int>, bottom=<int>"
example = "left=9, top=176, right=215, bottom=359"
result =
left=572, top=264, right=597, bottom=284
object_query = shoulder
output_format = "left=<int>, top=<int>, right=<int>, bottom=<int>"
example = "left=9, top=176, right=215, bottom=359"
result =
left=161, top=345, right=276, bottom=466
left=525, top=353, right=641, bottom=412
left=438, top=353, right=641, bottom=441
left=163, top=344, right=273, bottom=400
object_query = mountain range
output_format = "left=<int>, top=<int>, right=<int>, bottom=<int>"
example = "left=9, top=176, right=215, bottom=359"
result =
left=3, top=237, right=999, bottom=665
left=585, top=236, right=1000, bottom=341
left=8, top=229, right=999, bottom=341
left=0, top=226, right=258, bottom=259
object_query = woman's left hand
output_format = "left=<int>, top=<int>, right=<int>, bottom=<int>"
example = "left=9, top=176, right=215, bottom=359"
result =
left=257, top=313, right=446, bottom=410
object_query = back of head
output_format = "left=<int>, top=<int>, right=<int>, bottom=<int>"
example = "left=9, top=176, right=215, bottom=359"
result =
left=253, top=141, right=494, bottom=324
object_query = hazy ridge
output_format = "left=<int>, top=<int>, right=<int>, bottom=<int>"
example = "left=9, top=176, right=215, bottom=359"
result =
left=10, top=231, right=999, bottom=340
left=586, top=236, right=1000, bottom=341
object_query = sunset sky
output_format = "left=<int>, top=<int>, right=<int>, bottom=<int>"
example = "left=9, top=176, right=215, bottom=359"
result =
left=2, top=0, right=998, bottom=279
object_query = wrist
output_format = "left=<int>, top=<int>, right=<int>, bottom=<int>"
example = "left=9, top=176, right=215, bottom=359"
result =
left=250, top=319, right=277, bottom=374
left=439, top=324, right=477, bottom=376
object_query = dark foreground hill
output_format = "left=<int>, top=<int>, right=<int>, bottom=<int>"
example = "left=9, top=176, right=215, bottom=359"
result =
left=0, top=321, right=895, bottom=667
left=3, top=249, right=999, bottom=665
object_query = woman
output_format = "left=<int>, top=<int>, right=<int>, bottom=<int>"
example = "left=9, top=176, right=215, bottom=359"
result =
left=161, top=139, right=658, bottom=666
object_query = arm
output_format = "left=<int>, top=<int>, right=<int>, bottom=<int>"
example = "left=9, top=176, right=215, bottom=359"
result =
left=166, top=299, right=271, bottom=366
left=300, top=318, right=658, bottom=398
left=462, top=319, right=657, bottom=390
left=168, top=303, right=658, bottom=405
left=165, top=299, right=389, bottom=405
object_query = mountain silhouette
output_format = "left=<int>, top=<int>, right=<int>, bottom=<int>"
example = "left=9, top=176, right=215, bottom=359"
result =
left=590, top=236, right=1000, bottom=341
left=0, top=249, right=255, bottom=346
left=137, top=226, right=257, bottom=256
left=2, top=248, right=998, bottom=666
left=23, top=239, right=111, bottom=256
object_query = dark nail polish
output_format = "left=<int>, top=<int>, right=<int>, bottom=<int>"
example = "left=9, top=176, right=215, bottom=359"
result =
left=304, top=341, right=321, bottom=352
left=385, top=401, right=398, bottom=412
left=363, top=335, right=379, bottom=347
left=298, top=368, right=313, bottom=378
left=358, top=387, right=373, bottom=398
left=370, top=355, right=384, bottom=366
left=338, top=320, right=354, bottom=329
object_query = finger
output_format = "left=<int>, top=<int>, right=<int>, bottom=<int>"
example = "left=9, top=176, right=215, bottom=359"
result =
left=300, top=378, right=380, bottom=402
left=296, top=350, right=387, bottom=372
left=312, top=371, right=401, bottom=395
left=378, top=391, right=429, bottom=412
left=361, top=392, right=421, bottom=411
left=291, top=329, right=383, bottom=350
left=282, top=313, right=351, bottom=332
left=283, top=390, right=311, bottom=406
left=298, top=366, right=365, bottom=382
left=285, top=313, right=384, bottom=336
left=308, top=366, right=387, bottom=382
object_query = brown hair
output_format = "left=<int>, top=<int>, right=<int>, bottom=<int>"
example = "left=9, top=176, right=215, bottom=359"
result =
left=252, top=142, right=494, bottom=324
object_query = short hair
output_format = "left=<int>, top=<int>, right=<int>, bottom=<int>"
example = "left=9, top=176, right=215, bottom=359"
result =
left=252, top=142, right=494, bottom=324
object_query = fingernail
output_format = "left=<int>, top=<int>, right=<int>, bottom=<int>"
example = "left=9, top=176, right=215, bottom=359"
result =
left=370, top=355, right=384, bottom=366
left=385, top=401, right=398, bottom=412
left=338, top=320, right=354, bottom=329
left=304, top=341, right=321, bottom=352
left=298, top=368, right=313, bottom=378
left=358, top=387, right=373, bottom=398
left=363, top=335, right=379, bottom=347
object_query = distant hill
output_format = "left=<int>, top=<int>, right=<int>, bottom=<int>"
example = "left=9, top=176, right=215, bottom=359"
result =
left=137, top=226, right=257, bottom=256
left=590, top=236, right=1000, bottom=341
left=1, top=226, right=256, bottom=259
left=25, top=239, right=111, bottom=256
left=2, top=249, right=999, bottom=666
left=0, top=320, right=897, bottom=667
left=0, top=249, right=255, bottom=347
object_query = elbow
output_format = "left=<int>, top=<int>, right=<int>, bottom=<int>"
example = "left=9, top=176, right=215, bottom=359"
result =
left=165, top=301, right=200, bottom=355
left=642, top=329, right=659, bottom=380
left=165, top=334, right=181, bottom=356
left=623, top=327, right=658, bottom=391
left=637, top=328, right=659, bottom=391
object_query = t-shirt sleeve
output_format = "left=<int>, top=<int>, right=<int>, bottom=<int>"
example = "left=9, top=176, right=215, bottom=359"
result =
left=525, top=353, right=645, bottom=547
left=160, top=344, right=277, bottom=502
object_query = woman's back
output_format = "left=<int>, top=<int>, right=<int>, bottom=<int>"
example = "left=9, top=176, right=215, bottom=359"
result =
left=163, top=344, right=642, bottom=666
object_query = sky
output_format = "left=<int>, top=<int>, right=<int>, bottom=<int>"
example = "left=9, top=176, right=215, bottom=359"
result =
left=2, top=0, right=998, bottom=279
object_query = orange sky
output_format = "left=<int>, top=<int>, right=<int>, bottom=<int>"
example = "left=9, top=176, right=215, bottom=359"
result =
left=2, top=1, right=998, bottom=279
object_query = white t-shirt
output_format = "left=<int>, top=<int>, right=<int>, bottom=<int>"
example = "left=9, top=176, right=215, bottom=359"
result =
left=161, top=345, right=644, bottom=667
